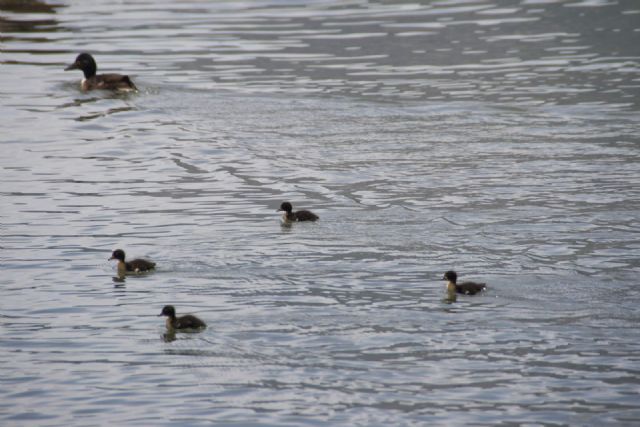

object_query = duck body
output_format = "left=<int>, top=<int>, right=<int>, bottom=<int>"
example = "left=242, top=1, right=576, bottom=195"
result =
left=277, top=202, right=319, bottom=222
left=109, top=249, right=155, bottom=274
left=80, top=74, right=137, bottom=91
left=443, top=270, right=486, bottom=295
left=65, top=53, right=137, bottom=92
left=160, top=305, right=206, bottom=330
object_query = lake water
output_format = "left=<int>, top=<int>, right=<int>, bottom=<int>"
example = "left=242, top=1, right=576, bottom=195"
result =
left=2, top=0, right=640, bottom=425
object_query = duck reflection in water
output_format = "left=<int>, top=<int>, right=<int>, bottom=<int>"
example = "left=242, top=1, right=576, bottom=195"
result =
left=162, top=329, right=177, bottom=343
left=112, top=275, right=126, bottom=287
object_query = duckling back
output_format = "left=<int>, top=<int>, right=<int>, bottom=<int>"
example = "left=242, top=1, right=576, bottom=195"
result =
left=293, top=209, right=319, bottom=221
left=455, top=281, right=487, bottom=295
left=173, top=314, right=207, bottom=329
left=125, top=258, right=156, bottom=272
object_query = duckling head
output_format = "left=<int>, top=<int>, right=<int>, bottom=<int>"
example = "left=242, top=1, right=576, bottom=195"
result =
left=159, top=305, right=176, bottom=319
left=109, top=249, right=126, bottom=262
left=443, top=270, right=457, bottom=284
left=277, top=202, right=293, bottom=213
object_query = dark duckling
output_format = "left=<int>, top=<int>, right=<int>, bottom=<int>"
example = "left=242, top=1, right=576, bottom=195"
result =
left=159, top=305, right=206, bottom=330
left=277, top=201, right=319, bottom=222
left=443, top=270, right=486, bottom=295
left=65, top=53, right=137, bottom=92
left=109, top=249, right=155, bottom=275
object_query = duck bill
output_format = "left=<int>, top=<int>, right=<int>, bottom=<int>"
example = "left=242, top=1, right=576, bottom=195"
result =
left=108, top=256, right=115, bottom=260
left=276, top=209, right=283, bottom=212
left=64, top=62, right=78, bottom=71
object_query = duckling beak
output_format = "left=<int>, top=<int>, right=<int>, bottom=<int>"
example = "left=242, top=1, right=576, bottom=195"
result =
left=64, top=62, right=78, bottom=71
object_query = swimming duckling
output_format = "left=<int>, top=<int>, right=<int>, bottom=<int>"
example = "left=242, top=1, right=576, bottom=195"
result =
left=65, top=53, right=137, bottom=91
left=443, top=270, right=486, bottom=295
left=109, top=249, right=155, bottom=276
left=277, top=202, right=319, bottom=222
left=159, top=305, right=206, bottom=330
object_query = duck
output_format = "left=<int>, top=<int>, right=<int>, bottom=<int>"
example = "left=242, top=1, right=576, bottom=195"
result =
left=159, top=305, right=206, bottom=330
left=277, top=201, right=319, bottom=222
left=65, top=53, right=137, bottom=91
left=109, top=249, right=155, bottom=275
left=443, top=270, right=486, bottom=295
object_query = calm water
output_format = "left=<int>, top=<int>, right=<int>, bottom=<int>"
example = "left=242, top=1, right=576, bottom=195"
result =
left=2, top=0, right=640, bottom=425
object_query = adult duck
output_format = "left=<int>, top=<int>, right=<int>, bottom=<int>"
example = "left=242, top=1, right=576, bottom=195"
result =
left=65, top=53, right=137, bottom=91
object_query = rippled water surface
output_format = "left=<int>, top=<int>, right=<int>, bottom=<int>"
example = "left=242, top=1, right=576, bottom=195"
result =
left=2, top=0, right=640, bottom=425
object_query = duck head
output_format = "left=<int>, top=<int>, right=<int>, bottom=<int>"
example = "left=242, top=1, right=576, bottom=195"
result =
left=109, top=249, right=126, bottom=262
left=277, top=202, right=293, bottom=213
left=159, top=305, right=176, bottom=319
left=443, top=270, right=457, bottom=284
left=65, top=53, right=97, bottom=78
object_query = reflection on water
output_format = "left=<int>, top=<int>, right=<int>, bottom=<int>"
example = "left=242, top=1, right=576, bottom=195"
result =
left=1, top=0, right=640, bottom=426
left=0, top=0, right=61, bottom=46
left=0, top=0, right=59, bottom=14
left=75, top=105, right=136, bottom=122
left=162, top=329, right=177, bottom=343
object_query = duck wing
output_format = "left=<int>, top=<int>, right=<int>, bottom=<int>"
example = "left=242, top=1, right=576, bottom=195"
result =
left=127, top=259, right=156, bottom=272
left=176, top=315, right=206, bottom=329
left=456, top=281, right=486, bottom=295
left=294, top=210, right=319, bottom=221
left=96, top=73, right=137, bottom=91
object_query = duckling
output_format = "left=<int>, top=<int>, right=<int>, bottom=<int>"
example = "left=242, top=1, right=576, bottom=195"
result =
left=65, top=53, right=137, bottom=92
left=159, top=305, right=206, bottom=330
left=109, top=249, right=155, bottom=276
left=277, top=201, right=319, bottom=222
left=443, top=270, right=486, bottom=295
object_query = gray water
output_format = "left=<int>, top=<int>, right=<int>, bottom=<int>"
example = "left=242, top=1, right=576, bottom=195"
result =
left=2, top=0, right=640, bottom=426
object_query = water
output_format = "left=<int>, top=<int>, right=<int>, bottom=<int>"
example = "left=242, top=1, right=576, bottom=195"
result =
left=2, top=0, right=640, bottom=425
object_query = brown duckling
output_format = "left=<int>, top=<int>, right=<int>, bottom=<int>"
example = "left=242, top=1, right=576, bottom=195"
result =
left=109, top=249, right=155, bottom=275
left=65, top=53, right=137, bottom=92
left=443, top=270, right=487, bottom=295
left=277, top=201, right=319, bottom=222
left=159, top=305, right=206, bottom=330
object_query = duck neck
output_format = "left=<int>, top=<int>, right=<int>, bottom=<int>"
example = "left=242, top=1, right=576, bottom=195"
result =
left=117, top=260, right=127, bottom=275
left=82, top=63, right=97, bottom=79
left=166, top=316, right=177, bottom=329
left=282, top=211, right=295, bottom=221
left=446, top=281, right=457, bottom=292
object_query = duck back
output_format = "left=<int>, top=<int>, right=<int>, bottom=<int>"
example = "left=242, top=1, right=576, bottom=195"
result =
left=84, top=74, right=137, bottom=91
left=125, top=258, right=156, bottom=272
left=294, top=209, right=319, bottom=221
left=173, top=314, right=206, bottom=329
left=455, top=281, right=487, bottom=295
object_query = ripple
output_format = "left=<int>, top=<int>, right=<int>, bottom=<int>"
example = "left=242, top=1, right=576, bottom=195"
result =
left=2, top=0, right=640, bottom=426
